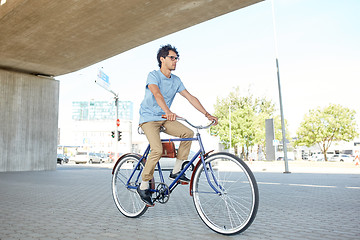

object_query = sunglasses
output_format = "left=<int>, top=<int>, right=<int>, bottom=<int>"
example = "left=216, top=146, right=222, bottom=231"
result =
left=166, top=55, right=180, bottom=61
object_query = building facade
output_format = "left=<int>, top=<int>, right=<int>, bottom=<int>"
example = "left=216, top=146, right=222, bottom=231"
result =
left=59, top=100, right=133, bottom=157
left=72, top=100, right=133, bottom=121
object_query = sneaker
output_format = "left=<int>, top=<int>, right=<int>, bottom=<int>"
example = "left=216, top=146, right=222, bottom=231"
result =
left=169, top=171, right=190, bottom=183
left=136, top=186, right=154, bottom=207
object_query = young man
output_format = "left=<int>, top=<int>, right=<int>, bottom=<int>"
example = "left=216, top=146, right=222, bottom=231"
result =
left=137, top=44, right=218, bottom=206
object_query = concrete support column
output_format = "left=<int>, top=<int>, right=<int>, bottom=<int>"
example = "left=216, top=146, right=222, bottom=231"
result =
left=265, top=119, right=276, bottom=161
left=0, top=69, right=59, bottom=171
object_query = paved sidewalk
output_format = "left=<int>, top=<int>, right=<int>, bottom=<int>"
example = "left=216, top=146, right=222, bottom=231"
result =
left=247, top=160, right=360, bottom=174
left=0, top=162, right=359, bottom=240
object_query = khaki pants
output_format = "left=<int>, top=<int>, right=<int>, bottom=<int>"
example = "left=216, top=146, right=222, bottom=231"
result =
left=140, top=120, right=194, bottom=181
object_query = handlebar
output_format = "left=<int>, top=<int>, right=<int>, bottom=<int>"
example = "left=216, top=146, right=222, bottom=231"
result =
left=161, top=115, right=215, bottom=130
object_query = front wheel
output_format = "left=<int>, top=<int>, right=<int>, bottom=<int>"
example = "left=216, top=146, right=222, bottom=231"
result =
left=112, top=154, right=148, bottom=218
left=192, top=152, right=259, bottom=235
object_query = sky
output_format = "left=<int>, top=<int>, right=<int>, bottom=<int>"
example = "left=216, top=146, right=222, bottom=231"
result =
left=57, top=0, right=360, bottom=138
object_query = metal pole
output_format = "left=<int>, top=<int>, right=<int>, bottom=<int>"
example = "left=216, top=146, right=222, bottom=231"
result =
left=271, top=0, right=290, bottom=173
left=115, top=96, right=119, bottom=163
left=94, top=71, right=120, bottom=163
left=128, top=120, right=132, bottom=153
left=229, top=104, right=232, bottom=154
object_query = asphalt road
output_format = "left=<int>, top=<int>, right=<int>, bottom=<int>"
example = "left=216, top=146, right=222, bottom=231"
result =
left=0, top=163, right=359, bottom=240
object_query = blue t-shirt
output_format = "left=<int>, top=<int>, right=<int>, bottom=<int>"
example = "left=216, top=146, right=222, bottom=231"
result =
left=139, top=70, right=186, bottom=124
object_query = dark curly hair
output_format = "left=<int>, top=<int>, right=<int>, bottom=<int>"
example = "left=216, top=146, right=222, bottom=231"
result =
left=157, top=44, right=179, bottom=68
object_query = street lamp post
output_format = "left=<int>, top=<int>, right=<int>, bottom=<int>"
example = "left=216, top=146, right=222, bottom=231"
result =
left=114, top=95, right=119, bottom=162
left=229, top=104, right=232, bottom=154
left=95, top=68, right=120, bottom=163
left=271, top=0, right=290, bottom=173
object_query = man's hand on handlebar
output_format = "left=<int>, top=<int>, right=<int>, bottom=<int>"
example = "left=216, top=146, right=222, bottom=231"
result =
left=205, top=112, right=218, bottom=126
left=163, top=112, right=177, bottom=121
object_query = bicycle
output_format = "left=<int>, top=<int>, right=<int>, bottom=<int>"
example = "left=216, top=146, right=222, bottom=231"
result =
left=111, top=117, right=259, bottom=235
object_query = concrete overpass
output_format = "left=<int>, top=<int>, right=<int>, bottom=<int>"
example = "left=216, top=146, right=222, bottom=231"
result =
left=0, top=0, right=262, bottom=171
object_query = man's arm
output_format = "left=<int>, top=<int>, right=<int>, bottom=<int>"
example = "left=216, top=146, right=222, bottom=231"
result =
left=148, top=84, right=177, bottom=121
left=180, top=89, right=218, bottom=125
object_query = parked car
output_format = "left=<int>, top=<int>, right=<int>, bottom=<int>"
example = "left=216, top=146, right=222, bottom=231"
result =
left=308, top=154, right=325, bottom=161
left=69, top=152, right=88, bottom=164
left=276, top=157, right=294, bottom=161
left=99, top=153, right=110, bottom=163
left=329, top=154, right=354, bottom=163
left=57, top=154, right=69, bottom=164
left=88, top=152, right=106, bottom=164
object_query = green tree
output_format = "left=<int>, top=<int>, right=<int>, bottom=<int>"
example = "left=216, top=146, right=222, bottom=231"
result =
left=211, top=87, right=286, bottom=160
left=295, top=104, right=358, bottom=161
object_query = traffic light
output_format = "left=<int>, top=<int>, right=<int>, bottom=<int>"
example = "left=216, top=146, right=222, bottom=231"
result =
left=117, top=131, right=122, bottom=141
left=111, top=131, right=115, bottom=138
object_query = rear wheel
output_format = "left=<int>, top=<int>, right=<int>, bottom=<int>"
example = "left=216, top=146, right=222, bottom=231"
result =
left=192, top=152, right=259, bottom=235
left=112, top=154, right=148, bottom=218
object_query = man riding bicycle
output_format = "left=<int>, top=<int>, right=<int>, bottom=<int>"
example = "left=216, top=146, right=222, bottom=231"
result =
left=137, top=44, right=218, bottom=206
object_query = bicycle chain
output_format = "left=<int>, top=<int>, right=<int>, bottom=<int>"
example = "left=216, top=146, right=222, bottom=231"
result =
left=153, top=182, right=170, bottom=204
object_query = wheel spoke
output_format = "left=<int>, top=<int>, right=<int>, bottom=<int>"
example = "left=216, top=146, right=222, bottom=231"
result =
left=112, top=155, right=147, bottom=218
left=192, top=153, right=258, bottom=235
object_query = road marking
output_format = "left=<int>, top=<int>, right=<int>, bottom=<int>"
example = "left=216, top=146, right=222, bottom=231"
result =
left=257, top=182, right=281, bottom=185
left=258, top=182, right=360, bottom=189
left=345, top=186, right=360, bottom=189
left=288, top=183, right=336, bottom=188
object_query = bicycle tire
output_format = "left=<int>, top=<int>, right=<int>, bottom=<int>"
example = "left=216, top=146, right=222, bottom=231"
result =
left=192, top=152, right=259, bottom=235
left=112, top=154, right=148, bottom=218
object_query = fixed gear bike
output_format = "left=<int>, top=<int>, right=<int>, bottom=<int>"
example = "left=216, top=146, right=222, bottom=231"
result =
left=111, top=117, right=259, bottom=235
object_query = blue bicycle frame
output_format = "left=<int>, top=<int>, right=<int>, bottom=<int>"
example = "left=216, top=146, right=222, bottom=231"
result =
left=126, top=132, right=222, bottom=195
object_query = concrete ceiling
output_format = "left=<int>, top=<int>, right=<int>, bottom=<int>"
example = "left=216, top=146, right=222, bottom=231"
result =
left=0, top=0, right=262, bottom=77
